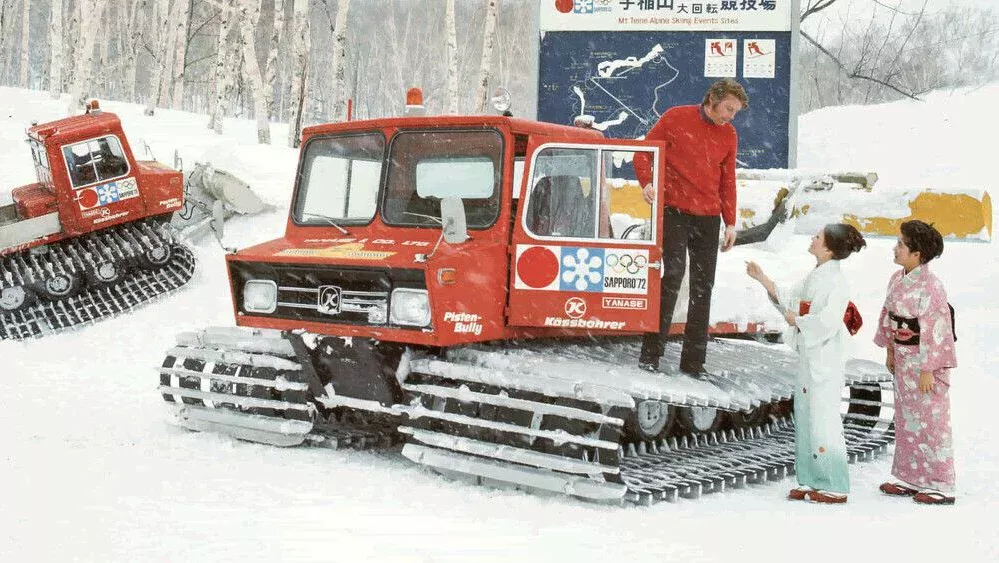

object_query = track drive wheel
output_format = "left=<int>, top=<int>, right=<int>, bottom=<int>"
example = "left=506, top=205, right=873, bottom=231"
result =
left=86, top=261, right=124, bottom=287
left=728, top=403, right=771, bottom=429
left=676, top=406, right=727, bottom=434
left=624, top=400, right=678, bottom=441
left=38, top=272, right=82, bottom=300
left=0, top=285, right=37, bottom=312
left=138, top=244, right=173, bottom=270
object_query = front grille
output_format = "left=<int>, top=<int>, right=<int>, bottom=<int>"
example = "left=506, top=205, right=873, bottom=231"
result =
left=229, top=261, right=424, bottom=327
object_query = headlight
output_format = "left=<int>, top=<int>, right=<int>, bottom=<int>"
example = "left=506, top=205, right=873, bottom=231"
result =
left=390, top=288, right=431, bottom=326
left=243, top=279, right=277, bottom=313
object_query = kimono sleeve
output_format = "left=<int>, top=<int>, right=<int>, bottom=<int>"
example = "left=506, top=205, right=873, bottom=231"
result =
left=873, top=270, right=901, bottom=349
left=774, top=279, right=803, bottom=314
left=917, top=278, right=958, bottom=372
left=795, top=276, right=850, bottom=350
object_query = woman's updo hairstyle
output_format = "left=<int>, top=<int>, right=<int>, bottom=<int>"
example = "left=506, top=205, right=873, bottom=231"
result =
left=824, top=223, right=867, bottom=260
left=900, top=220, right=944, bottom=264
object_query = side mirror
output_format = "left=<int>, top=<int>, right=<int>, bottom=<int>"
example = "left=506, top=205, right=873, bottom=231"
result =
left=440, top=197, right=469, bottom=244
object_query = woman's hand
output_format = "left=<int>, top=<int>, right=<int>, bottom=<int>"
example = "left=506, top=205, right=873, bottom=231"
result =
left=886, top=349, right=895, bottom=375
left=918, top=371, right=934, bottom=394
left=783, top=310, right=797, bottom=327
left=745, top=261, right=765, bottom=282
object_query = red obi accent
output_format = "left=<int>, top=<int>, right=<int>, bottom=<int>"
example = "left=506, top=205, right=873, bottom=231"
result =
left=798, top=300, right=864, bottom=336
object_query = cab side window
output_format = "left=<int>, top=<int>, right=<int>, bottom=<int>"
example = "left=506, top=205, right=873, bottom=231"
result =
left=525, top=146, right=654, bottom=241
left=62, top=135, right=130, bottom=188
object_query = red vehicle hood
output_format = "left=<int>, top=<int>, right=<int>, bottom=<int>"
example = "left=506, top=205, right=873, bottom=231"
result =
left=230, top=236, right=436, bottom=269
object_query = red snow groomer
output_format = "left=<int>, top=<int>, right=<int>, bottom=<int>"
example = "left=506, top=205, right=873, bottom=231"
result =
left=158, top=90, right=893, bottom=504
left=0, top=101, right=195, bottom=339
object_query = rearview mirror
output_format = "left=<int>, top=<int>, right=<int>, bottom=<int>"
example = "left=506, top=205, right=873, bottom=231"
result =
left=440, top=197, right=469, bottom=245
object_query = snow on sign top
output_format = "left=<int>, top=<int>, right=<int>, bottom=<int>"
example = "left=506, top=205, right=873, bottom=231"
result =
left=540, top=0, right=793, bottom=32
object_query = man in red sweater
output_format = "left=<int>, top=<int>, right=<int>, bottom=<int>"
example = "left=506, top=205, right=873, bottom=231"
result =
left=633, top=78, right=748, bottom=374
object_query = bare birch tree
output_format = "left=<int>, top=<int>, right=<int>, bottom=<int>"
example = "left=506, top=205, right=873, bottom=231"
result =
left=263, top=0, right=285, bottom=118
left=19, top=0, right=29, bottom=88
left=170, top=0, right=192, bottom=109
left=445, top=0, right=458, bottom=113
left=474, top=0, right=499, bottom=113
left=144, top=0, right=172, bottom=114
left=68, top=0, right=104, bottom=113
left=287, top=0, right=309, bottom=147
left=238, top=0, right=270, bottom=142
left=124, top=1, right=146, bottom=103
left=209, top=1, right=236, bottom=133
left=49, top=0, right=63, bottom=97
left=329, top=0, right=351, bottom=122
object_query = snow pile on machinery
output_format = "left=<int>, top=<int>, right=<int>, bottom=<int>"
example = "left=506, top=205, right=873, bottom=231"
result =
left=155, top=90, right=896, bottom=505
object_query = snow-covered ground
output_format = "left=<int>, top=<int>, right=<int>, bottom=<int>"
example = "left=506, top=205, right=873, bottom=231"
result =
left=2, top=86, right=997, bottom=562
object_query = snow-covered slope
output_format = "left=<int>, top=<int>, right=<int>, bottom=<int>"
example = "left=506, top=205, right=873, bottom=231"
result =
left=2, top=86, right=996, bottom=562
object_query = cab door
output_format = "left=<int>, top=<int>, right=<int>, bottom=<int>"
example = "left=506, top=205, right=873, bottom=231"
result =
left=508, top=139, right=665, bottom=333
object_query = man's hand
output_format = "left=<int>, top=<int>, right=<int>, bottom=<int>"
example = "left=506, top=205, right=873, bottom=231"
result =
left=642, top=183, right=656, bottom=205
left=721, top=225, right=737, bottom=252
left=745, top=260, right=765, bottom=282
left=918, top=371, right=934, bottom=394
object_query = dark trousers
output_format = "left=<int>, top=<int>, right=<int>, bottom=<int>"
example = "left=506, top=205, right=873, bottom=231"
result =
left=641, top=206, right=720, bottom=373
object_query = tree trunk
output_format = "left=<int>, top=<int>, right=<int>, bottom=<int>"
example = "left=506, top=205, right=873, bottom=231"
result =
left=49, top=0, right=62, bottom=97
left=170, top=0, right=192, bottom=109
left=156, top=0, right=178, bottom=108
left=239, top=0, right=270, bottom=143
left=474, top=0, right=499, bottom=113
left=124, top=1, right=145, bottom=103
left=329, top=0, right=351, bottom=122
left=209, top=1, right=235, bottom=133
left=445, top=0, right=458, bottom=113
left=68, top=0, right=104, bottom=113
left=263, top=0, right=285, bottom=118
left=19, top=0, right=29, bottom=88
left=287, top=0, right=309, bottom=147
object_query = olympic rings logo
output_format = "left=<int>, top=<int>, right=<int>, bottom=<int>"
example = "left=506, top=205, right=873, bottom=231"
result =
left=605, top=253, right=648, bottom=275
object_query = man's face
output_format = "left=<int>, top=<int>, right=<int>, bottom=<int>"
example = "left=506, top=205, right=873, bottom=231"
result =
left=705, top=94, right=744, bottom=125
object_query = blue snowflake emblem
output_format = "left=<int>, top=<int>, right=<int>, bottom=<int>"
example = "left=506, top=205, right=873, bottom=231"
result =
left=574, top=0, right=594, bottom=14
left=96, top=183, right=120, bottom=205
left=560, top=247, right=604, bottom=292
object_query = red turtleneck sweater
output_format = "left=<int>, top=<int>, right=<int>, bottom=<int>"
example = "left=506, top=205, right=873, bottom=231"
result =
left=634, top=104, right=738, bottom=226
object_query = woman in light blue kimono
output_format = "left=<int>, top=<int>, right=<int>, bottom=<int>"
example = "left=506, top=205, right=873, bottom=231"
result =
left=746, top=223, right=867, bottom=503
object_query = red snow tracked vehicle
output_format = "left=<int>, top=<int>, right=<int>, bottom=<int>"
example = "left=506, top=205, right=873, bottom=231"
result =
left=158, top=97, right=893, bottom=504
left=1, top=101, right=194, bottom=339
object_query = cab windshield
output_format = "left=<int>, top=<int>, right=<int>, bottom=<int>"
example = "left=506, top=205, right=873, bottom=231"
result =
left=382, top=129, right=502, bottom=229
left=293, top=132, right=385, bottom=225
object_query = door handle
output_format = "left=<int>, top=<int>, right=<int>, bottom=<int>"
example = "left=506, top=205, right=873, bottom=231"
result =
left=647, top=261, right=661, bottom=270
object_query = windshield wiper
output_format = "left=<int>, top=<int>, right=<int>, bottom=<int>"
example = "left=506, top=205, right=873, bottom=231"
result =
left=300, top=212, right=348, bottom=234
left=402, top=211, right=443, bottom=225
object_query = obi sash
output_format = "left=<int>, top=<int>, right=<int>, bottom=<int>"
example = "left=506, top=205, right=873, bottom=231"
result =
left=887, top=311, right=920, bottom=345
left=798, top=300, right=864, bottom=336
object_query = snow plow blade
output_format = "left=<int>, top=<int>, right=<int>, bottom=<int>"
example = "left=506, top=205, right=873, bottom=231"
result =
left=1, top=220, right=195, bottom=340
left=171, top=162, right=272, bottom=240
left=735, top=170, right=992, bottom=242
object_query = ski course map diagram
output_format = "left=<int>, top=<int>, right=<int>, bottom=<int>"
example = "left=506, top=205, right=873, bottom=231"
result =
left=538, top=31, right=792, bottom=169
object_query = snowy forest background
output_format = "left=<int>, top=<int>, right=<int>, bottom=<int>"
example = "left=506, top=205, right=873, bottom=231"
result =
left=1, top=0, right=998, bottom=145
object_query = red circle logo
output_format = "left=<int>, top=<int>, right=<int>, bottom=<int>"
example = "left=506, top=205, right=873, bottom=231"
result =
left=78, top=188, right=99, bottom=209
left=517, top=246, right=559, bottom=289
left=555, top=0, right=574, bottom=14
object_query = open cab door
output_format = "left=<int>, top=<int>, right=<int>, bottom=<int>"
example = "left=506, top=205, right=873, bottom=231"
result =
left=508, top=139, right=665, bottom=333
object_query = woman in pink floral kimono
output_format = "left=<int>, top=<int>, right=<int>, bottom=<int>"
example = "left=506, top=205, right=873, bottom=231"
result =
left=874, top=220, right=957, bottom=505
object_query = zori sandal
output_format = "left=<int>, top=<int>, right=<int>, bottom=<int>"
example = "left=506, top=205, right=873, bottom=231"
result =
left=913, top=490, right=955, bottom=505
left=788, top=487, right=813, bottom=501
left=880, top=482, right=919, bottom=496
left=805, top=490, right=848, bottom=504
